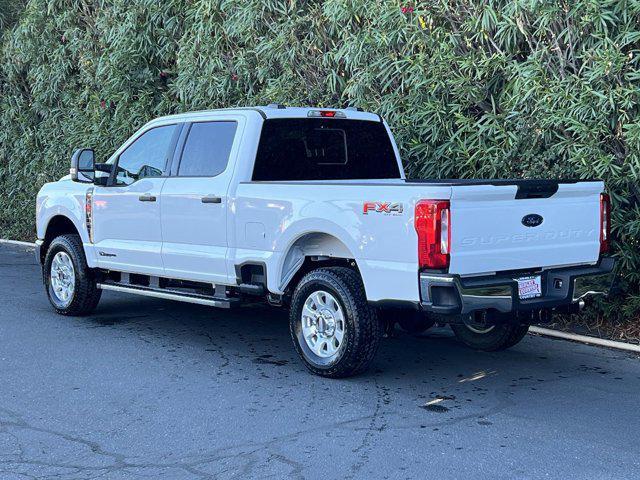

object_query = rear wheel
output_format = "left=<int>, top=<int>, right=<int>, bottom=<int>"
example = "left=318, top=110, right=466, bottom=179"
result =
left=289, top=267, right=382, bottom=378
left=450, top=314, right=529, bottom=351
left=44, top=234, right=101, bottom=316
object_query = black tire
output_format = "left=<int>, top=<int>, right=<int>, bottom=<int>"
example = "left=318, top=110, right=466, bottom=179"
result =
left=44, top=234, right=101, bottom=316
left=289, top=267, right=383, bottom=378
left=450, top=322, right=529, bottom=352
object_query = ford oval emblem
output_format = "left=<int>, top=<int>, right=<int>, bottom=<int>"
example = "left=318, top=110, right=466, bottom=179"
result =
left=522, top=214, right=543, bottom=227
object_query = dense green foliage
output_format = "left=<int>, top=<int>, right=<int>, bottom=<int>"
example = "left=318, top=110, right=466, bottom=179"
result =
left=1, top=0, right=639, bottom=320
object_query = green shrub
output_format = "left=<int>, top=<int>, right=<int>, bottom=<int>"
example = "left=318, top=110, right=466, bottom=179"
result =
left=0, top=0, right=638, bottom=321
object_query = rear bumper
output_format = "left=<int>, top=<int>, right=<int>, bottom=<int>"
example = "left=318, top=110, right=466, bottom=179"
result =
left=420, top=257, right=616, bottom=315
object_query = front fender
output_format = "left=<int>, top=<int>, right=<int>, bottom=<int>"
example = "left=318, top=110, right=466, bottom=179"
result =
left=37, top=180, right=95, bottom=265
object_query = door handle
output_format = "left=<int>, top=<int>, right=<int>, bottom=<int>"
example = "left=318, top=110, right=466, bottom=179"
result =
left=201, top=195, right=222, bottom=204
left=138, top=194, right=156, bottom=202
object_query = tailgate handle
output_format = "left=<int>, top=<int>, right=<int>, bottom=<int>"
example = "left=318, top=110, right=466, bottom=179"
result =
left=515, top=182, right=559, bottom=199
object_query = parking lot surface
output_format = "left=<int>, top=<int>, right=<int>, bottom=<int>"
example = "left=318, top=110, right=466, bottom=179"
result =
left=0, top=243, right=638, bottom=479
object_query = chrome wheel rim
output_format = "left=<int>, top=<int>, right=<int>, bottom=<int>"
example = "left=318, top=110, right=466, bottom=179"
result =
left=464, top=315, right=496, bottom=334
left=50, top=251, right=75, bottom=306
left=301, top=290, right=346, bottom=359
left=466, top=323, right=495, bottom=334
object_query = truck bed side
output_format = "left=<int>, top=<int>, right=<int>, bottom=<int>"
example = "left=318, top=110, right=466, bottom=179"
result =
left=231, top=181, right=452, bottom=303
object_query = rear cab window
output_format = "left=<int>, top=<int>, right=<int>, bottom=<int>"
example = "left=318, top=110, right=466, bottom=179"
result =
left=252, top=118, right=401, bottom=181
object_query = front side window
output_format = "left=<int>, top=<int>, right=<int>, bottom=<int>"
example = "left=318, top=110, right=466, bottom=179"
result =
left=178, top=121, right=237, bottom=177
left=114, top=125, right=177, bottom=186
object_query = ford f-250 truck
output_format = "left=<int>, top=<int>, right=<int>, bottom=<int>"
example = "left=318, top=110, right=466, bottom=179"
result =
left=35, top=105, right=616, bottom=377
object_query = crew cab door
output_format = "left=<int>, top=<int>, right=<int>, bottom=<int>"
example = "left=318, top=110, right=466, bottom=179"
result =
left=160, top=118, right=241, bottom=284
left=91, top=124, right=181, bottom=275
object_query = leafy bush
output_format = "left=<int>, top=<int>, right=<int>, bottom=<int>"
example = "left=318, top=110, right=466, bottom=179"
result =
left=0, top=0, right=638, bottom=321
left=0, top=1, right=25, bottom=31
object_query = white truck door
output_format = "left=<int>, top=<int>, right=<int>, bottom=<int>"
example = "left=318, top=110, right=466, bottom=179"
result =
left=160, top=120, right=240, bottom=284
left=91, top=124, right=180, bottom=275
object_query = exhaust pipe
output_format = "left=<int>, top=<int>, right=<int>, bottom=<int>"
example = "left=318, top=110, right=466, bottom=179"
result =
left=555, top=300, right=585, bottom=316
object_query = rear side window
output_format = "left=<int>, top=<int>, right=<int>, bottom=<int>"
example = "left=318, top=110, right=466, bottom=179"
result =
left=178, top=121, right=237, bottom=177
left=252, top=118, right=401, bottom=181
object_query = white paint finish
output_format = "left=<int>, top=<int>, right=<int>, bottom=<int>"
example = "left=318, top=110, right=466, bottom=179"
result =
left=358, top=258, right=420, bottom=302
left=244, top=222, right=266, bottom=248
left=91, top=178, right=166, bottom=275
left=150, top=106, right=379, bottom=123
left=260, top=106, right=380, bottom=121
left=35, top=178, right=97, bottom=267
left=232, top=181, right=451, bottom=301
left=449, top=182, right=603, bottom=276
left=160, top=112, right=249, bottom=284
left=160, top=176, right=229, bottom=283
left=36, top=106, right=607, bottom=306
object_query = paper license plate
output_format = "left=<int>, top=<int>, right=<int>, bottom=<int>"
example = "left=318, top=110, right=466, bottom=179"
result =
left=517, top=275, right=542, bottom=300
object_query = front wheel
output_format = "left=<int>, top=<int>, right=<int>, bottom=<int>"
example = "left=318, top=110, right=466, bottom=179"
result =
left=289, top=267, right=383, bottom=378
left=44, top=234, right=102, bottom=316
left=450, top=315, right=529, bottom=351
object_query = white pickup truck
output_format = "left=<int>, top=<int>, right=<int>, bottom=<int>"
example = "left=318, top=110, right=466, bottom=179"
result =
left=35, top=105, right=616, bottom=377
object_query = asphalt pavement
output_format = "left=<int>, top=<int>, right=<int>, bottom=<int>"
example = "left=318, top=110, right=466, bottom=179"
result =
left=0, top=243, right=638, bottom=479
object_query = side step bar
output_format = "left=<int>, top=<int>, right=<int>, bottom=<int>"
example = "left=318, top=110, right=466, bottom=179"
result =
left=97, top=282, right=238, bottom=309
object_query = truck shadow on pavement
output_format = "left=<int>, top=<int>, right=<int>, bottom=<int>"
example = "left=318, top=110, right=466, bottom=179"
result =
left=90, top=291, right=635, bottom=397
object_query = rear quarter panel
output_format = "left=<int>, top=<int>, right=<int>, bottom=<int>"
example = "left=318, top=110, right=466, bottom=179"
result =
left=231, top=181, right=452, bottom=302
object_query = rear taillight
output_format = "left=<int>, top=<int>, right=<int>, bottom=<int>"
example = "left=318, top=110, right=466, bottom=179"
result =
left=600, top=193, right=610, bottom=254
left=415, top=200, right=451, bottom=269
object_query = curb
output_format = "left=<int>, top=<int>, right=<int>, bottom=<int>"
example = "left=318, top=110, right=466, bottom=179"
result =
left=529, top=326, right=640, bottom=354
left=0, top=239, right=35, bottom=247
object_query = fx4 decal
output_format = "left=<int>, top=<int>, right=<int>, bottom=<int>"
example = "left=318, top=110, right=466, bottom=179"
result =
left=363, top=202, right=404, bottom=215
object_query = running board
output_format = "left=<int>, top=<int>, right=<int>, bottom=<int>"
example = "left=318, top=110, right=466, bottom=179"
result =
left=96, top=282, right=238, bottom=309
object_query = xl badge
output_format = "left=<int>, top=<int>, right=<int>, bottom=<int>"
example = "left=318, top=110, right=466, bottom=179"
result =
left=522, top=214, right=543, bottom=227
left=363, top=202, right=404, bottom=215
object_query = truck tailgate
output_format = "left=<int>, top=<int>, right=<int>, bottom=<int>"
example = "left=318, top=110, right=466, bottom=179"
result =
left=448, top=181, right=603, bottom=276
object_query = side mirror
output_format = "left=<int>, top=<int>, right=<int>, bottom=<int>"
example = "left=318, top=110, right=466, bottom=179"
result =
left=70, top=148, right=95, bottom=183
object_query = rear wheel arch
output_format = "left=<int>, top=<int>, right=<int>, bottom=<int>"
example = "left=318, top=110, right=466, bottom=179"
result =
left=278, top=232, right=360, bottom=295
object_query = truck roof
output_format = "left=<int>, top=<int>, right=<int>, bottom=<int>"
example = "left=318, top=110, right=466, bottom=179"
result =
left=149, top=105, right=382, bottom=125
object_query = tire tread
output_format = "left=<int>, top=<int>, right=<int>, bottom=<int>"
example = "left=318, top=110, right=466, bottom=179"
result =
left=289, top=267, right=382, bottom=378
left=451, top=322, right=529, bottom=352
left=44, top=234, right=101, bottom=316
